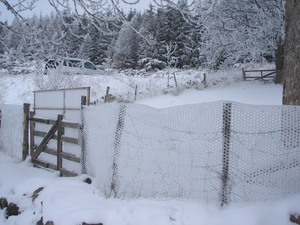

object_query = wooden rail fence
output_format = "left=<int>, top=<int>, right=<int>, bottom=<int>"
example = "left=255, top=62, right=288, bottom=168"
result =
left=242, top=68, right=276, bottom=81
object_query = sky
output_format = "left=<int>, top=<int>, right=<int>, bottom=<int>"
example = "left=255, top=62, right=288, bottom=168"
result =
left=0, top=0, right=152, bottom=23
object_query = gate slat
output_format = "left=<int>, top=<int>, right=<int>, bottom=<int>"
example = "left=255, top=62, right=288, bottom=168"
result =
left=32, top=158, right=57, bottom=171
left=33, top=121, right=59, bottom=158
left=37, top=146, right=80, bottom=163
left=34, top=130, right=79, bottom=144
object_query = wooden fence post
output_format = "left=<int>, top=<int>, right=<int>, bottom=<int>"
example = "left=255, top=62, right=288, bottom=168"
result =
left=242, top=68, right=246, bottom=81
left=29, top=111, right=35, bottom=160
left=173, top=72, right=178, bottom=87
left=104, top=86, right=110, bottom=103
left=81, top=96, right=87, bottom=174
left=203, top=73, right=207, bottom=88
left=57, top=115, right=63, bottom=171
left=81, top=96, right=87, bottom=106
left=221, top=102, right=232, bottom=206
left=134, top=85, right=138, bottom=101
left=22, top=103, right=30, bottom=161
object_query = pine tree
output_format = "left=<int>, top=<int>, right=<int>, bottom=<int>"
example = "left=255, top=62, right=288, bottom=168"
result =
left=154, top=4, right=197, bottom=68
left=112, top=10, right=141, bottom=69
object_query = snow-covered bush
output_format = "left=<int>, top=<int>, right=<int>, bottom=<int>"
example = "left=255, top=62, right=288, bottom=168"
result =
left=138, top=58, right=167, bottom=71
left=33, top=72, right=84, bottom=90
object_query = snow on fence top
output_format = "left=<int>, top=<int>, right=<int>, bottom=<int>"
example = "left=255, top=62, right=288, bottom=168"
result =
left=81, top=101, right=300, bottom=204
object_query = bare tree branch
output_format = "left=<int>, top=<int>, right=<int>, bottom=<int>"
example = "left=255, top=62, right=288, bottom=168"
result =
left=0, top=0, right=37, bottom=23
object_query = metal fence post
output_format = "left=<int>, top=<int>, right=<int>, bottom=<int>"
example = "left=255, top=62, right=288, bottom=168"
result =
left=221, top=102, right=232, bottom=206
left=111, top=104, right=126, bottom=197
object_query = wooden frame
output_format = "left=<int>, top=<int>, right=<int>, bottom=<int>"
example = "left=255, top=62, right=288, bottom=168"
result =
left=29, top=87, right=90, bottom=176
left=33, top=87, right=90, bottom=115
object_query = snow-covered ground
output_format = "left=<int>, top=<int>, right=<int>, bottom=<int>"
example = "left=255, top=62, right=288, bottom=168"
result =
left=1, top=154, right=300, bottom=225
left=1, top=65, right=299, bottom=225
left=1, top=64, right=282, bottom=107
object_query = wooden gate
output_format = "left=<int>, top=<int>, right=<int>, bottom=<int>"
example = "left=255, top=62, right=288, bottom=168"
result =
left=29, top=87, right=90, bottom=176
left=242, top=68, right=276, bottom=81
left=30, top=114, right=81, bottom=176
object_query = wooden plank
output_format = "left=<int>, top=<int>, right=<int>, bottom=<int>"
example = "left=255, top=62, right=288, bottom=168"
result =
left=32, top=158, right=57, bottom=171
left=22, top=103, right=30, bottom=161
left=260, top=71, right=276, bottom=78
left=41, top=146, right=57, bottom=157
left=39, top=146, right=80, bottom=163
left=61, top=136, right=79, bottom=144
left=60, top=168, right=78, bottom=177
left=81, top=99, right=87, bottom=174
left=34, top=131, right=79, bottom=144
left=29, top=117, right=53, bottom=124
left=30, top=117, right=79, bottom=129
left=33, top=86, right=90, bottom=93
left=34, top=107, right=81, bottom=111
left=244, top=69, right=276, bottom=72
left=244, top=75, right=275, bottom=80
left=34, top=121, right=58, bottom=158
left=61, top=121, right=80, bottom=129
left=30, top=112, right=35, bottom=159
left=62, top=152, right=80, bottom=163
left=34, top=130, right=49, bottom=137
left=245, top=76, right=275, bottom=79
left=244, top=76, right=263, bottom=79
left=57, top=115, right=63, bottom=170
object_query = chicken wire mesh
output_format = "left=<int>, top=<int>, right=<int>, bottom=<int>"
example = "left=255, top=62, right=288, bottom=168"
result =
left=0, top=104, right=24, bottom=160
left=81, top=101, right=300, bottom=204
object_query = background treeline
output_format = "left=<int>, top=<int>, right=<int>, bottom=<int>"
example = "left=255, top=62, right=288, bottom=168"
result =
left=0, top=0, right=284, bottom=71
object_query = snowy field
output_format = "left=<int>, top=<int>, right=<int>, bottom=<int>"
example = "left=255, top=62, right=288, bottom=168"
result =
left=0, top=64, right=282, bottom=106
left=1, top=65, right=300, bottom=225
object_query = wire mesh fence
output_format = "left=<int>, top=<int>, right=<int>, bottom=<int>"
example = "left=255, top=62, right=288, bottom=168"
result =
left=0, top=104, right=23, bottom=160
left=74, top=101, right=300, bottom=203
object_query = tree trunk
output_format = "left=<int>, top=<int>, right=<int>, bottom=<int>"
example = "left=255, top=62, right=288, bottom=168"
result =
left=275, top=38, right=284, bottom=84
left=282, top=0, right=300, bottom=105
